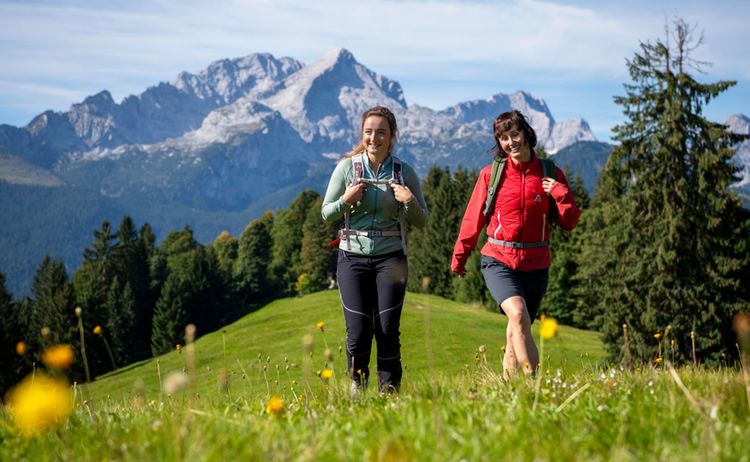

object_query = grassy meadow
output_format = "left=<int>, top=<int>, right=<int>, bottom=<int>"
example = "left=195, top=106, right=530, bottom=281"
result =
left=2, top=290, right=748, bottom=461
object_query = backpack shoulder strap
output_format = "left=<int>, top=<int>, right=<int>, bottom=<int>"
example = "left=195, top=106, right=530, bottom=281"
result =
left=483, top=157, right=506, bottom=217
left=391, top=156, right=403, bottom=185
left=540, top=158, right=557, bottom=180
left=539, top=158, right=559, bottom=225
left=351, top=153, right=365, bottom=185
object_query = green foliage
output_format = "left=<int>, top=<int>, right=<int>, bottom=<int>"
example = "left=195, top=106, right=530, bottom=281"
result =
left=299, top=197, right=337, bottom=292
left=105, top=279, right=137, bottom=366
left=269, top=190, right=322, bottom=294
left=212, top=230, right=238, bottom=277
left=150, top=274, right=187, bottom=356
left=0, top=273, right=28, bottom=395
left=542, top=172, right=590, bottom=326
left=30, top=256, right=76, bottom=348
left=577, top=18, right=750, bottom=365
left=235, top=212, right=274, bottom=304
left=409, top=166, right=475, bottom=298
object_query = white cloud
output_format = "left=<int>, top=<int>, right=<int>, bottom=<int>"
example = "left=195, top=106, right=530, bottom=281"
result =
left=0, top=0, right=747, bottom=134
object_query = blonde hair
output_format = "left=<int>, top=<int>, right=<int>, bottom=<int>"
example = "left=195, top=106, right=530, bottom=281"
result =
left=343, top=106, right=399, bottom=159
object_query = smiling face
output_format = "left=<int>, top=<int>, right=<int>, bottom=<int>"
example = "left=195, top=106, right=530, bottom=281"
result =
left=497, top=124, right=531, bottom=162
left=362, top=115, right=392, bottom=158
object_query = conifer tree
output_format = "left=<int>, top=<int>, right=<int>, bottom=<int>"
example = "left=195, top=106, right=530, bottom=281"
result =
left=113, top=216, right=152, bottom=360
left=269, top=190, right=321, bottom=294
left=235, top=212, right=274, bottom=305
left=542, top=172, right=589, bottom=326
left=150, top=274, right=186, bottom=356
left=299, top=197, right=338, bottom=292
left=30, top=256, right=76, bottom=347
left=579, top=18, right=750, bottom=364
left=105, top=279, right=137, bottom=366
left=0, top=273, right=26, bottom=395
left=408, top=166, right=464, bottom=297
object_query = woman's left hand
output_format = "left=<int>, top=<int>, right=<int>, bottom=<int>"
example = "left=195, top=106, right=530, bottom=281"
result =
left=542, top=177, right=558, bottom=194
left=390, top=183, right=414, bottom=203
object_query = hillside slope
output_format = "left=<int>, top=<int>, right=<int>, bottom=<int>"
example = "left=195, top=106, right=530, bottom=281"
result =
left=87, top=291, right=605, bottom=402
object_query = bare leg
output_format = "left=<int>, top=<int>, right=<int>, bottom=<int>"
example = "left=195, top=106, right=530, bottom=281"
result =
left=503, top=323, right=518, bottom=380
left=500, top=296, right=538, bottom=375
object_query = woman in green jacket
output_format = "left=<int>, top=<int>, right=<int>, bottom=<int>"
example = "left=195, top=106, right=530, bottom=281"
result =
left=322, top=106, right=428, bottom=393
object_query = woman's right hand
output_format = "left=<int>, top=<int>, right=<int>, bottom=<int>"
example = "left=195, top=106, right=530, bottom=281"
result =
left=342, top=182, right=366, bottom=205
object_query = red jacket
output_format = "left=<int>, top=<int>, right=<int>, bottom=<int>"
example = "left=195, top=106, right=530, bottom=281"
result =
left=452, top=152, right=581, bottom=273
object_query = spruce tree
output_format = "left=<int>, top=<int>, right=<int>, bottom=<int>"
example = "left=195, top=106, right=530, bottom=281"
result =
left=105, top=279, right=137, bottom=366
left=30, top=256, right=76, bottom=348
left=408, top=166, right=464, bottom=298
left=150, top=274, right=187, bottom=356
left=580, top=18, right=750, bottom=364
left=299, top=197, right=338, bottom=292
left=113, top=216, right=152, bottom=360
left=0, top=273, right=26, bottom=395
left=542, top=172, right=589, bottom=326
left=269, top=190, right=321, bottom=294
left=235, top=212, right=274, bottom=305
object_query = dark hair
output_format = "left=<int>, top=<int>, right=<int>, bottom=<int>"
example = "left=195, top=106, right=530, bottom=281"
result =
left=344, top=106, right=399, bottom=158
left=488, top=110, right=537, bottom=158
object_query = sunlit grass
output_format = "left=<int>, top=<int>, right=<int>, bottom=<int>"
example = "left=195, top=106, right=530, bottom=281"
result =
left=2, top=291, right=747, bottom=460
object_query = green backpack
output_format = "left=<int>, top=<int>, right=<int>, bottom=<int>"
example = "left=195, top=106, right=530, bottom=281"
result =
left=482, top=157, right=558, bottom=224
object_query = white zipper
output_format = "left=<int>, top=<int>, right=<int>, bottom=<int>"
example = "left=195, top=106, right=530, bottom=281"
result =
left=494, top=209, right=502, bottom=240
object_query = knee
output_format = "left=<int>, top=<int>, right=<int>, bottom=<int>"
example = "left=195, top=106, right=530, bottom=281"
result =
left=503, top=302, right=529, bottom=328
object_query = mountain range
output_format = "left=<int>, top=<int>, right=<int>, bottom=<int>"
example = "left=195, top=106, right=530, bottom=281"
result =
left=0, top=48, right=746, bottom=295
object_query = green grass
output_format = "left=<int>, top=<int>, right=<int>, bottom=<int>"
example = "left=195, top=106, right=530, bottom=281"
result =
left=2, top=291, right=749, bottom=461
left=86, top=290, right=605, bottom=402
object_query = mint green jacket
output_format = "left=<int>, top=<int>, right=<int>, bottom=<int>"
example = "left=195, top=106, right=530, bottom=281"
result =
left=321, top=154, right=428, bottom=255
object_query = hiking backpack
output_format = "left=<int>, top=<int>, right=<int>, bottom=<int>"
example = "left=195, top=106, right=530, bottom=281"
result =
left=340, top=153, right=408, bottom=254
left=482, top=156, right=559, bottom=224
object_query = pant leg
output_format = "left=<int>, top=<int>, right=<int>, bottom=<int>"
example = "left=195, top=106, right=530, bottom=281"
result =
left=373, top=251, right=408, bottom=391
left=336, top=250, right=376, bottom=384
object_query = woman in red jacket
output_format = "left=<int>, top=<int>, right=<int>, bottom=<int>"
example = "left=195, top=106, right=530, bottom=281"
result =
left=451, top=110, right=580, bottom=377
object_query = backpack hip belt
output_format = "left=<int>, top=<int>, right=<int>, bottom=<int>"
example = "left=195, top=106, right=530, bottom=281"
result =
left=487, top=237, right=549, bottom=249
left=339, top=229, right=402, bottom=238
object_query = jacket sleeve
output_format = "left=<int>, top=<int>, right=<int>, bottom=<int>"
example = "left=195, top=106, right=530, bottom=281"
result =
left=321, top=160, right=352, bottom=222
left=451, top=169, right=489, bottom=274
left=403, top=163, right=428, bottom=229
left=550, top=167, right=581, bottom=231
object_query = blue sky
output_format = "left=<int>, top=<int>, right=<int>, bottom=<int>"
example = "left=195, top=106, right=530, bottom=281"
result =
left=0, top=0, right=748, bottom=142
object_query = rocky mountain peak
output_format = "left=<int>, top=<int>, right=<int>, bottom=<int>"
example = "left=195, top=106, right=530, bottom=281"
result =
left=726, top=113, right=750, bottom=135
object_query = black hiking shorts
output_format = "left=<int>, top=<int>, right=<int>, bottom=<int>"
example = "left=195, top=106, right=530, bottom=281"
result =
left=480, top=255, right=549, bottom=323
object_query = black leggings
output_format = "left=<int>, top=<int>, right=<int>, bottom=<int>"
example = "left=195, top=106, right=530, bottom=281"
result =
left=336, top=249, right=408, bottom=390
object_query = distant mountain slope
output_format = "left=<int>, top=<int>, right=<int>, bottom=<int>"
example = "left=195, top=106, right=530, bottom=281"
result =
left=0, top=150, right=65, bottom=187
left=551, top=141, right=613, bottom=193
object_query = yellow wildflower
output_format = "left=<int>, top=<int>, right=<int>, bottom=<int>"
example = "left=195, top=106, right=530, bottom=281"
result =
left=6, top=373, right=73, bottom=437
left=654, top=333, right=661, bottom=340
left=500, top=344, right=507, bottom=352
left=93, top=325, right=102, bottom=335
left=320, top=368, right=333, bottom=381
left=16, top=341, right=27, bottom=356
left=539, top=316, right=559, bottom=340
left=266, top=396, right=284, bottom=414
left=655, top=357, right=663, bottom=364
left=41, top=344, right=74, bottom=369
left=316, top=321, right=325, bottom=331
